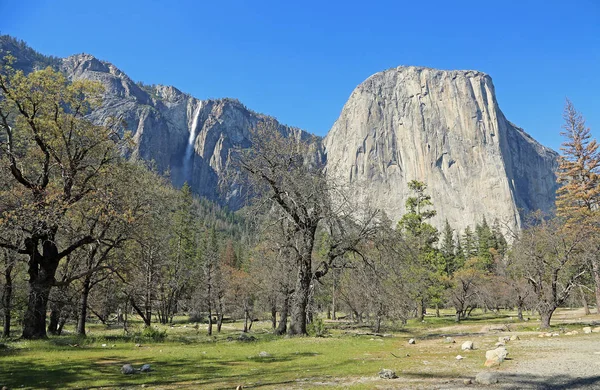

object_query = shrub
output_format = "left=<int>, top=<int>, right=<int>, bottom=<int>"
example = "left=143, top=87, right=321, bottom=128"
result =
left=141, top=326, right=167, bottom=341
left=307, top=318, right=328, bottom=337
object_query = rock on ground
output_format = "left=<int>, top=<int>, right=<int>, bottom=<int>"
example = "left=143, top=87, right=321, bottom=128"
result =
left=461, top=341, right=474, bottom=350
left=379, top=369, right=398, bottom=379
left=121, top=364, right=136, bottom=375
left=408, top=338, right=416, bottom=344
left=140, top=364, right=151, bottom=372
left=238, top=333, right=256, bottom=342
left=485, top=347, right=508, bottom=367
left=475, top=371, right=499, bottom=385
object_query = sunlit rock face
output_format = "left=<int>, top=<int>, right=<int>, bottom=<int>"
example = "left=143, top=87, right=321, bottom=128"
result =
left=60, top=54, right=315, bottom=209
left=323, top=66, right=558, bottom=232
left=2, top=33, right=557, bottom=230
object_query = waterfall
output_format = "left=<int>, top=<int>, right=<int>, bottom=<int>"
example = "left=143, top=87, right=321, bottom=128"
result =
left=183, top=102, right=202, bottom=183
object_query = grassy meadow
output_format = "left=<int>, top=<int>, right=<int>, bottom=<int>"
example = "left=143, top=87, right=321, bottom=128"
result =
left=0, top=309, right=596, bottom=389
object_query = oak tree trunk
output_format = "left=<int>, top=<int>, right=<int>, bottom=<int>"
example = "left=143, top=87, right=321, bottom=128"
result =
left=77, top=276, right=91, bottom=336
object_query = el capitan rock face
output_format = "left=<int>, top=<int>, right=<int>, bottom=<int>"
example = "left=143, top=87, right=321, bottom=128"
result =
left=323, top=66, right=558, bottom=232
left=0, top=36, right=558, bottom=231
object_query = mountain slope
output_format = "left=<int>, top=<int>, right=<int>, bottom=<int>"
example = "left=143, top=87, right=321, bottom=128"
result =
left=1, top=36, right=558, bottom=232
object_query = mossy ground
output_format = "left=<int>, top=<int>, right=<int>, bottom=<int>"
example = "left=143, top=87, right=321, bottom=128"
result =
left=0, top=308, right=597, bottom=389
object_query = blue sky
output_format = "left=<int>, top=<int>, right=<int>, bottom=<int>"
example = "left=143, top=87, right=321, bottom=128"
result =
left=2, top=0, right=598, bottom=151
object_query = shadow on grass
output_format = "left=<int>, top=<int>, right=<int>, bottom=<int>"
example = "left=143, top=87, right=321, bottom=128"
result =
left=0, top=347, right=334, bottom=389
left=497, top=373, right=600, bottom=390
left=400, top=371, right=600, bottom=390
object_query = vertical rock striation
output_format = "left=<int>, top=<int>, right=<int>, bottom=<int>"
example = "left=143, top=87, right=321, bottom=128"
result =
left=323, top=66, right=558, bottom=232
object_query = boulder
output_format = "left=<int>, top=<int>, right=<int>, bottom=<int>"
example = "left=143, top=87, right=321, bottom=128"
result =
left=408, top=338, right=416, bottom=344
left=484, top=347, right=508, bottom=367
left=140, top=364, right=151, bottom=372
left=379, top=369, right=398, bottom=379
left=461, top=341, right=474, bottom=350
left=121, top=364, right=136, bottom=375
left=475, top=371, right=499, bottom=385
left=444, top=337, right=455, bottom=344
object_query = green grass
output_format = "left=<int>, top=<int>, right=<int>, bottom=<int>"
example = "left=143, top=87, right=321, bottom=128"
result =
left=1, top=308, right=596, bottom=389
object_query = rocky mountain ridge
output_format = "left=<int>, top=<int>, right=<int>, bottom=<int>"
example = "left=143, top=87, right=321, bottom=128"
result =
left=0, top=36, right=558, bottom=232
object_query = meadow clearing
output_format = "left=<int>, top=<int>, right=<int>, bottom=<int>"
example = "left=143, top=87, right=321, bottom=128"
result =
left=2, top=309, right=600, bottom=389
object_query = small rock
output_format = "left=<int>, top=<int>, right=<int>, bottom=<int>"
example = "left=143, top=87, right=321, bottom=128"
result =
left=236, top=386, right=243, bottom=390
left=379, top=368, right=398, bottom=379
left=552, top=333, right=560, bottom=337
left=592, top=327, right=600, bottom=333
left=463, top=378, right=472, bottom=385
left=408, top=338, right=416, bottom=344
left=135, top=344, right=142, bottom=347
left=456, top=355, right=464, bottom=360
left=510, top=335, right=520, bottom=341
left=238, top=333, right=256, bottom=342
left=475, top=371, right=499, bottom=385
left=444, top=337, right=455, bottom=343
left=498, top=336, right=510, bottom=343
left=121, top=364, right=136, bottom=375
left=258, top=351, right=271, bottom=357
left=583, top=326, right=592, bottom=334
left=140, top=364, right=151, bottom=372
left=101, top=344, right=107, bottom=347
left=461, top=341, right=474, bottom=350
left=484, top=347, right=508, bottom=367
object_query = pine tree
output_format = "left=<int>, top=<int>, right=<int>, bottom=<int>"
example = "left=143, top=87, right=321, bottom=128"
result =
left=555, top=99, right=600, bottom=312
left=455, top=236, right=465, bottom=269
left=475, top=217, right=495, bottom=270
left=398, top=180, right=438, bottom=250
left=556, top=99, right=600, bottom=222
left=462, top=226, right=476, bottom=259
left=440, top=220, right=456, bottom=275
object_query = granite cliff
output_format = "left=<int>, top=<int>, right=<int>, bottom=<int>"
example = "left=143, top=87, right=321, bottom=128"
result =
left=59, top=53, right=315, bottom=209
left=324, top=66, right=558, bottom=232
left=0, top=36, right=558, bottom=231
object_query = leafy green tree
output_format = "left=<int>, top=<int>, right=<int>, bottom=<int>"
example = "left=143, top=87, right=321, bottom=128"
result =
left=0, top=62, right=128, bottom=339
